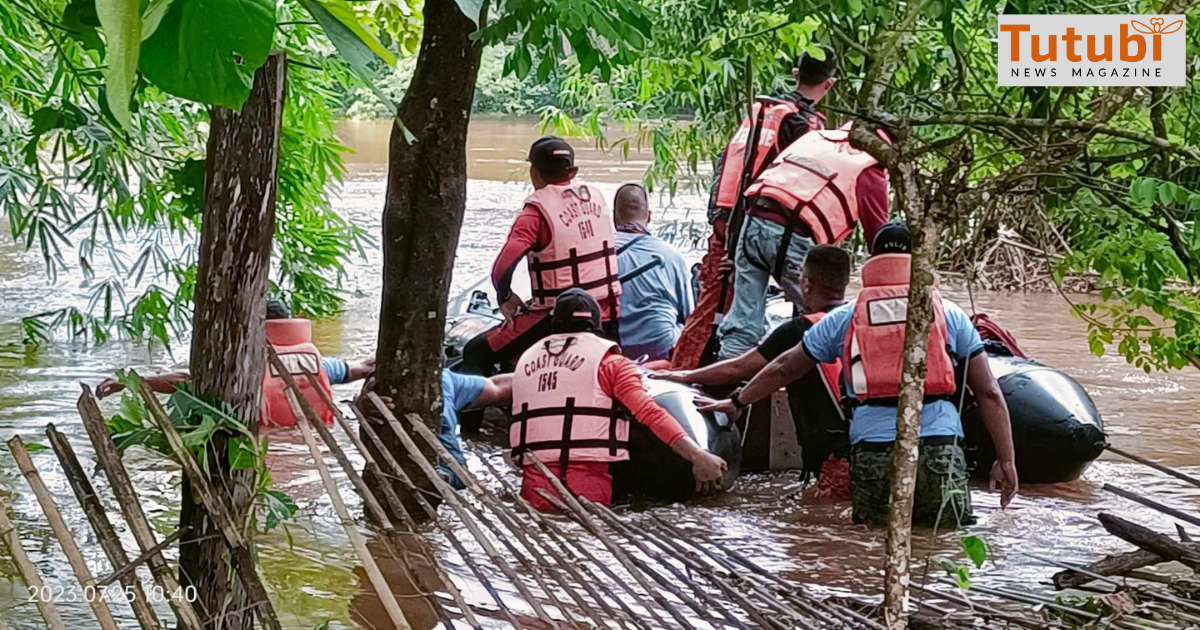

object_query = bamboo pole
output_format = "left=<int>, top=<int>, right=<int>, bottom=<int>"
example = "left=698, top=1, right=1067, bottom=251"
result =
left=1103, top=484, right=1200, bottom=528
left=477, top=455, right=650, bottom=630
left=44, top=424, right=162, bottom=630
left=8, top=436, right=120, bottom=630
left=75, top=385, right=205, bottom=630
left=299, top=367, right=475, bottom=628
left=366, top=397, right=561, bottom=627
left=404, top=411, right=619, bottom=627
left=281, top=388, right=414, bottom=630
left=0, top=498, right=65, bottom=630
left=908, top=583, right=1045, bottom=630
left=1019, top=551, right=1200, bottom=615
left=347, top=403, right=521, bottom=629
left=135, top=382, right=283, bottom=630
left=264, top=353, right=445, bottom=624
left=527, top=455, right=696, bottom=629
left=97, top=528, right=188, bottom=588
left=1106, top=446, right=1200, bottom=489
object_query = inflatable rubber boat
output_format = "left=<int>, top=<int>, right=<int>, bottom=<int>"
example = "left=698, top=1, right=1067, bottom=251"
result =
left=445, top=273, right=741, bottom=501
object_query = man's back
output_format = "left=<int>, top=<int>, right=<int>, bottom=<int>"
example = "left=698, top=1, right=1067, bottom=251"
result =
left=615, top=232, right=694, bottom=360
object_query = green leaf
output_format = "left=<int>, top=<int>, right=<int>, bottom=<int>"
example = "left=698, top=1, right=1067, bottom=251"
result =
left=1134, top=178, right=1157, bottom=204
left=95, top=0, right=142, bottom=127
left=961, top=535, right=987, bottom=568
left=23, top=442, right=48, bottom=453
left=954, top=565, right=971, bottom=589
left=62, top=0, right=104, bottom=52
left=452, top=0, right=483, bottom=25
left=302, top=0, right=396, bottom=67
left=1158, top=182, right=1178, bottom=207
left=228, top=436, right=256, bottom=470
left=139, top=0, right=275, bottom=109
left=298, top=0, right=396, bottom=113
left=141, top=0, right=175, bottom=41
left=263, top=489, right=297, bottom=530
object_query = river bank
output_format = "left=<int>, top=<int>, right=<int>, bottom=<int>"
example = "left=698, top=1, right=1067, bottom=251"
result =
left=1, top=117, right=1198, bottom=628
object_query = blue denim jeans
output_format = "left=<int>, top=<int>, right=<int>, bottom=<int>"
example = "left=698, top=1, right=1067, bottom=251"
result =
left=717, top=216, right=814, bottom=359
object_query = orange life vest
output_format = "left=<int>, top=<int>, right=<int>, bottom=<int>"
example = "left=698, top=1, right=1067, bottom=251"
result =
left=802, top=311, right=846, bottom=418
left=713, top=101, right=819, bottom=210
left=745, top=125, right=883, bottom=245
left=510, top=332, right=628, bottom=473
left=525, top=183, right=622, bottom=311
left=261, top=319, right=334, bottom=428
left=841, top=254, right=956, bottom=405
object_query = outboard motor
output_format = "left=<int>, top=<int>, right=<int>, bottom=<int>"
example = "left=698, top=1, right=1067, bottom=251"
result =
left=961, top=355, right=1107, bottom=483
left=612, top=377, right=742, bottom=501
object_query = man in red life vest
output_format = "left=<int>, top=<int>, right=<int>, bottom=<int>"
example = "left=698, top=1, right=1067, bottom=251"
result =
left=698, top=224, right=1018, bottom=527
left=672, top=48, right=838, bottom=371
left=514, top=288, right=728, bottom=511
left=715, top=123, right=891, bottom=362
left=96, top=300, right=374, bottom=428
left=458, top=137, right=621, bottom=376
left=653, top=245, right=852, bottom=491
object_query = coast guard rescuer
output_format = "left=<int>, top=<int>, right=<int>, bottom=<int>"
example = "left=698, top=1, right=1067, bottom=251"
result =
left=458, top=137, right=621, bottom=376
left=513, top=288, right=727, bottom=512
left=672, top=48, right=838, bottom=370
left=716, top=122, right=891, bottom=361
left=697, top=224, right=1019, bottom=527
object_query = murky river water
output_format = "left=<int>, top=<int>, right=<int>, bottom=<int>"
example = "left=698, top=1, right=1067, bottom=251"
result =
left=2, top=117, right=1199, bottom=628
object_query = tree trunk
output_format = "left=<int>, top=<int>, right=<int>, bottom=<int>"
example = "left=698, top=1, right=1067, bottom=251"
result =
left=179, top=52, right=286, bottom=630
left=370, top=0, right=484, bottom=518
left=881, top=162, right=940, bottom=630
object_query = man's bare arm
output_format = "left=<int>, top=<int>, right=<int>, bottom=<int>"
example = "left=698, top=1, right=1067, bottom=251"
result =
left=739, top=344, right=817, bottom=404
left=653, top=351, right=768, bottom=386
left=470, top=374, right=512, bottom=408
left=965, top=352, right=1019, bottom=506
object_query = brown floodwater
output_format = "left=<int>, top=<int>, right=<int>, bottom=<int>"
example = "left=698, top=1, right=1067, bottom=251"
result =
left=1, top=117, right=1199, bottom=628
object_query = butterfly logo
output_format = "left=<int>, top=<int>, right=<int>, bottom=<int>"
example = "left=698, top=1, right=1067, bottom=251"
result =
left=1131, top=17, right=1184, bottom=35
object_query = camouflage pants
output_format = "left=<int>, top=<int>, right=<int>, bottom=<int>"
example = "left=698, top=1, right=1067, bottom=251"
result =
left=849, top=441, right=974, bottom=529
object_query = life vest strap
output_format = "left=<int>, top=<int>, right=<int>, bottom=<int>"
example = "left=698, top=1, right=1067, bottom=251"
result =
left=511, top=397, right=626, bottom=464
left=530, top=274, right=621, bottom=299
left=850, top=393, right=955, bottom=408
left=530, top=244, right=617, bottom=272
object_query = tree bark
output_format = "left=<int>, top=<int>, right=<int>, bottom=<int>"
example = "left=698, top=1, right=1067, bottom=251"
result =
left=370, top=0, right=484, bottom=518
left=179, top=52, right=286, bottom=630
left=881, top=161, right=941, bottom=630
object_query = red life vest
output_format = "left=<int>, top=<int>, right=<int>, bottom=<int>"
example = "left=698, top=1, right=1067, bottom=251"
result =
left=841, top=254, right=956, bottom=405
left=261, top=319, right=334, bottom=428
left=525, top=183, right=622, bottom=311
left=745, top=125, right=884, bottom=245
left=713, top=101, right=818, bottom=210
left=802, top=311, right=846, bottom=418
left=510, top=332, right=629, bottom=472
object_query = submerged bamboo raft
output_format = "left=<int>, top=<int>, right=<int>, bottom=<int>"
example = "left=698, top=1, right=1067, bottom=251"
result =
left=4, top=364, right=1200, bottom=629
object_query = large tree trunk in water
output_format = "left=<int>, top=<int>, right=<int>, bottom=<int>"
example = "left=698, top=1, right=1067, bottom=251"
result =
left=179, top=52, right=286, bottom=629
left=881, top=161, right=940, bottom=630
left=370, top=0, right=484, bottom=518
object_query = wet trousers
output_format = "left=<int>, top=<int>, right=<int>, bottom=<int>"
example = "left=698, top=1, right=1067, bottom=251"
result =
left=671, top=217, right=732, bottom=369
left=717, top=216, right=813, bottom=360
left=521, top=462, right=613, bottom=512
left=848, top=438, right=974, bottom=528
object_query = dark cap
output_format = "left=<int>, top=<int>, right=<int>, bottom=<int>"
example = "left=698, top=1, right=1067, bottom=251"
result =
left=794, top=46, right=838, bottom=85
left=527, top=136, right=575, bottom=178
left=266, top=298, right=292, bottom=320
left=871, top=221, right=912, bottom=256
left=550, top=288, right=601, bottom=333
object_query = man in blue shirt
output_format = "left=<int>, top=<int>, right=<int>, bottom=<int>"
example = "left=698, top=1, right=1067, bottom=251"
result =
left=613, top=183, right=694, bottom=361
left=437, top=370, right=510, bottom=487
left=697, top=223, right=1017, bottom=527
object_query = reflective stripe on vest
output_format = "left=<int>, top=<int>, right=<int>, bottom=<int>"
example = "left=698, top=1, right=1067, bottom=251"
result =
left=841, top=254, right=956, bottom=405
left=802, top=311, right=846, bottom=419
left=510, top=332, right=628, bottom=472
left=262, top=319, right=335, bottom=428
left=713, top=101, right=803, bottom=210
left=745, top=126, right=882, bottom=245
left=525, top=183, right=622, bottom=310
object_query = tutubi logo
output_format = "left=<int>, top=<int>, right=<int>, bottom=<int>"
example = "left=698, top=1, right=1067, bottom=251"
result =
left=998, top=15, right=1186, bottom=86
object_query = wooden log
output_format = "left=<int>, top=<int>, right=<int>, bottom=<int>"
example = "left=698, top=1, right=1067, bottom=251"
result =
left=476, top=455, right=647, bottom=630
left=97, top=528, right=187, bottom=588
left=136, top=383, right=282, bottom=630
left=527, top=455, right=695, bottom=629
left=76, top=385, right=205, bottom=629
left=1053, top=546, right=1190, bottom=589
left=1106, top=446, right=1200, bottom=489
left=1104, top=484, right=1200, bottom=529
left=45, top=424, right=161, bottom=630
left=298, top=367, right=460, bottom=626
left=1099, top=512, right=1200, bottom=570
left=403, top=412, right=614, bottom=628
left=8, top=436, right=120, bottom=630
left=0, top=497, right=66, bottom=629
left=348, top=403, right=517, bottom=629
left=281, top=389, right=413, bottom=630
left=366, top=396, right=561, bottom=627
left=266, top=351, right=442, bottom=625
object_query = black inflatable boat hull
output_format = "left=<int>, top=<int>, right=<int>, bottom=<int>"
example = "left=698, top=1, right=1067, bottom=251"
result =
left=961, top=356, right=1106, bottom=483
